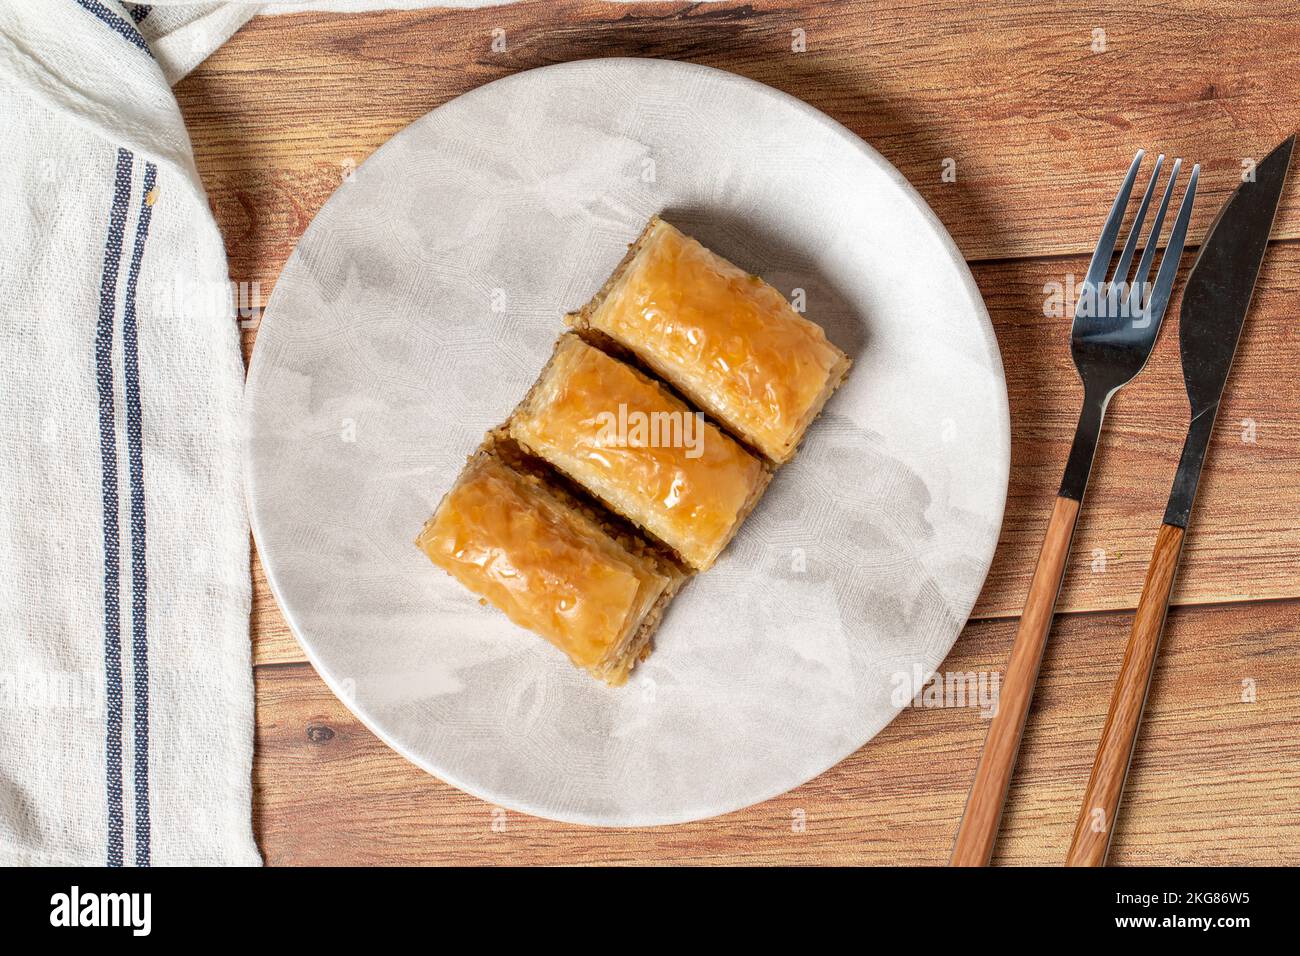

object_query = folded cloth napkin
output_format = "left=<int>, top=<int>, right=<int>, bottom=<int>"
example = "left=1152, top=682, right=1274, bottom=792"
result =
left=0, top=0, right=261, bottom=866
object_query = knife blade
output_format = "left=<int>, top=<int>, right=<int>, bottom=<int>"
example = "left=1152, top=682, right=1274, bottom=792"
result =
left=1165, top=134, right=1295, bottom=526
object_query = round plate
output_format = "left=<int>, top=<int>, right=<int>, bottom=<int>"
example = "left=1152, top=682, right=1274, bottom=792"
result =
left=246, top=58, right=1009, bottom=826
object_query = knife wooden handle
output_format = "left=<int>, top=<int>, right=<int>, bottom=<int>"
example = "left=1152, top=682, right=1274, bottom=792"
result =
left=951, top=495, right=1080, bottom=866
left=1067, top=522, right=1186, bottom=866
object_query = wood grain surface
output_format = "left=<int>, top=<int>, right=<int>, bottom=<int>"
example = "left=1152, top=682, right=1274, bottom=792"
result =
left=173, top=0, right=1300, bottom=865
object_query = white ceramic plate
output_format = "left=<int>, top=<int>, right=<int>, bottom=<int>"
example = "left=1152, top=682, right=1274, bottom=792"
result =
left=245, top=58, right=1009, bottom=826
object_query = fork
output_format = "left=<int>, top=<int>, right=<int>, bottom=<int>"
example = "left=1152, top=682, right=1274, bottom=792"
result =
left=950, top=151, right=1199, bottom=866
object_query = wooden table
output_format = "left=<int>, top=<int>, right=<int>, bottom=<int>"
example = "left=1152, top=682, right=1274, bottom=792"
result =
left=175, top=0, right=1300, bottom=865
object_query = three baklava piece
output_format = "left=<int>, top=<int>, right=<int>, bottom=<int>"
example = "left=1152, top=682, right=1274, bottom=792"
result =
left=417, top=217, right=851, bottom=685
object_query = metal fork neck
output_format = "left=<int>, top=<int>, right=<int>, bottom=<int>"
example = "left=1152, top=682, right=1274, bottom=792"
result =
left=1058, top=384, right=1113, bottom=502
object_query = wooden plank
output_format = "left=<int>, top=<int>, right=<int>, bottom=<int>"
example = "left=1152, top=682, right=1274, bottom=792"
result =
left=252, top=599, right=1300, bottom=865
left=176, top=0, right=1300, bottom=303
left=251, top=239, right=1300, bottom=665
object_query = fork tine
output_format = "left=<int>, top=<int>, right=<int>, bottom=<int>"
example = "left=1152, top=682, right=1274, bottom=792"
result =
left=1110, top=154, right=1164, bottom=294
left=1083, top=150, right=1145, bottom=293
left=1141, top=163, right=1200, bottom=326
left=1127, top=158, right=1183, bottom=315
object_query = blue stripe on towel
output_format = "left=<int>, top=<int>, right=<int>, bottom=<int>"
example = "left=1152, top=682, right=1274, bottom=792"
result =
left=96, top=147, right=133, bottom=867
left=122, top=162, right=157, bottom=867
left=73, top=0, right=153, bottom=57
left=127, top=4, right=151, bottom=24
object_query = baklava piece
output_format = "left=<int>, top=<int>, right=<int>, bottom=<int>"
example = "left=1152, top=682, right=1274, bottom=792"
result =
left=416, top=449, right=685, bottom=686
left=568, top=216, right=851, bottom=464
left=509, top=334, right=770, bottom=571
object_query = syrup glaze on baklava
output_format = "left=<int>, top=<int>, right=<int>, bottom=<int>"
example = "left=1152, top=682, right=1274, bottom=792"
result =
left=416, top=451, right=680, bottom=685
left=570, top=216, right=850, bottom=464
left=509, top=335, right=769, bottom=570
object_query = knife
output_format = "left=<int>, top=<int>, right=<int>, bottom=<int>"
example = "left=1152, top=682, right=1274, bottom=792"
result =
left=1066, top=134, right=1295, bottom=867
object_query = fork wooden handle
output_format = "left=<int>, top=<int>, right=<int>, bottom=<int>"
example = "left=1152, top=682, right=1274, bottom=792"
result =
left=951, top=495, right=1081, bottom=866
left=1067, top=522, right=1186, bottom=866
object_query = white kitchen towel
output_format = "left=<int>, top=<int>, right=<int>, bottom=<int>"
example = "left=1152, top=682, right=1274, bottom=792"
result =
left=0, top=1, right=257, bottom=866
